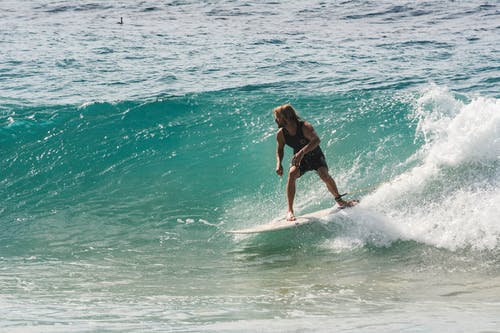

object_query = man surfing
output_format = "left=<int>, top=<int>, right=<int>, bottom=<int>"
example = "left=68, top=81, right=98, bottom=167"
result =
left=273, top=104, right=357, bottom=221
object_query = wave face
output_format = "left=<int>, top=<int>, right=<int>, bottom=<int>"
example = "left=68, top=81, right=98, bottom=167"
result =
left=2, top=88, right=499, bottom=256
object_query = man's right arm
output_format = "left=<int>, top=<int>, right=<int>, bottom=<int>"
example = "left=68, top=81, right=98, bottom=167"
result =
left=276, top=129, right=285, bottom=176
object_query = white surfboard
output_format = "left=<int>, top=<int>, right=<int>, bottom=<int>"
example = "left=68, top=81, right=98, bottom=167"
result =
left=227, top=205, right=351, bottom=235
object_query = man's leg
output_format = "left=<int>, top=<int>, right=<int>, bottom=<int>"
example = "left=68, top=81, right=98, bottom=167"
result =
left=317, top=167, right=357, bottom=207
left=316, top=167, right=341, bottom=197
left=286, top=166, right=301, bottom=221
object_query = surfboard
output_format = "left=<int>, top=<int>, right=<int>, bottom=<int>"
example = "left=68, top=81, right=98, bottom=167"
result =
left=227, top=205, right=353, bottom=235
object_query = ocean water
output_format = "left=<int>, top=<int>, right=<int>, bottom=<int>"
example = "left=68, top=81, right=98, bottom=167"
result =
left=1, top=1, right=499, bottom=332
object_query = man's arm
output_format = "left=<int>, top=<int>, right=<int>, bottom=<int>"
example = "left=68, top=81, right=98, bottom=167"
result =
left=276, top=129, right=285, bottom=176
left=292, top=121, right=320, bottom=166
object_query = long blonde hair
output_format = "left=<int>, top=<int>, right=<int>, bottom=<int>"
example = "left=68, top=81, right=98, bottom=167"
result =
left=273, top=104, right=301, bottom=124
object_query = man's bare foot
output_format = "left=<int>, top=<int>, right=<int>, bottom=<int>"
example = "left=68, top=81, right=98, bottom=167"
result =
left=335, top=197, right=359, bottom=208
left=286, top=211, right=296, bottom=221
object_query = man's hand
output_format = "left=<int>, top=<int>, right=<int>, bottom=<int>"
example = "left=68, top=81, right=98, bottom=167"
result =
left=276, top=164, right=283, bottom=176
left=291, top=150, right=305, bottom=167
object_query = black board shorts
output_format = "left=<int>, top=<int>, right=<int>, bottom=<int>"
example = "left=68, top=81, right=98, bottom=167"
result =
left=296, top=150, right=328, bottom=175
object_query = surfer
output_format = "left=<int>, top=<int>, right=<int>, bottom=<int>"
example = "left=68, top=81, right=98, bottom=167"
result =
left=273, top=104, right=356, bottom=221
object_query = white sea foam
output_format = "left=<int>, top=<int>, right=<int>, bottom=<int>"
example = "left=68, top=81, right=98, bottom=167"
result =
left=415, top=86, right=500, bottom=165
left=356, top=87, right=500, bottom=251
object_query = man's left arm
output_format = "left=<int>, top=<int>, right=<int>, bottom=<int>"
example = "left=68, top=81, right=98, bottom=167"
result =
left=292, top=122, right=320, bottom=165
left=300, top=122, right=321, bottom=153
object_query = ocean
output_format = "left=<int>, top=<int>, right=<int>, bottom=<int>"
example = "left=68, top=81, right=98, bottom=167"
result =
left=1, top=1, right=499, bottom=332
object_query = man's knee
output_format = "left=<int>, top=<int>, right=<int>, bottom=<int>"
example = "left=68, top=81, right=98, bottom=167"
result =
left=288, top=166, right=300, bottom=180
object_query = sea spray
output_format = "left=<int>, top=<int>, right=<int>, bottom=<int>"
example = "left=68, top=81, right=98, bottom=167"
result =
left=361, top=87, right=500, bottom=250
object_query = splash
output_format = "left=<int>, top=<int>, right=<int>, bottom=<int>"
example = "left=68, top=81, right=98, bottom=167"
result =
left=361, top=87, right=500, bottom=250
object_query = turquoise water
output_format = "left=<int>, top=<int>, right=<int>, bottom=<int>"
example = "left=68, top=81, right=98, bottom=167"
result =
left=1, top=1, right=500, bottom=332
